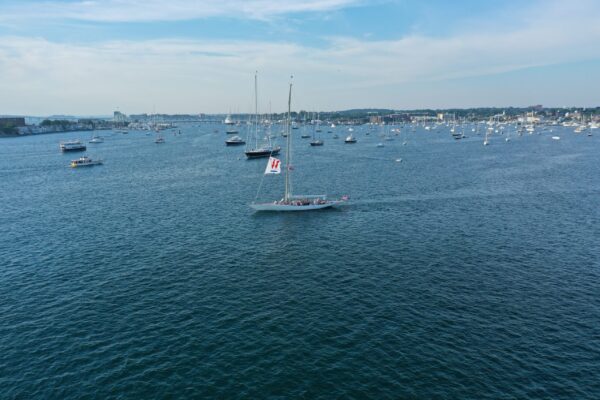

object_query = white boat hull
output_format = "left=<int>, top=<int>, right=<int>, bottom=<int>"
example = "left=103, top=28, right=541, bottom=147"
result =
left=250, top=201, right=341, bottom=212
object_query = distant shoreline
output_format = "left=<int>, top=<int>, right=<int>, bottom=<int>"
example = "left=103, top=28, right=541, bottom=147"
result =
left=0, top=127, right=111, bottom=138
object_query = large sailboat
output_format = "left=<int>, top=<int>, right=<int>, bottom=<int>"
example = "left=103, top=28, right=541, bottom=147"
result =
left=250, top=80, right=347, bottom=211
left=245, top=72, right=280, bottom=159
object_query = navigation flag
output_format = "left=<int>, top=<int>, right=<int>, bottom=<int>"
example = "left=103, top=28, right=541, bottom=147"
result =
left=264, top=157, right=281, bottom=174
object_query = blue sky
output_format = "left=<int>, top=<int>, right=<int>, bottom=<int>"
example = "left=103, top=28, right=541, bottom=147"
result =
left=0, top=0, right=599, bottom=115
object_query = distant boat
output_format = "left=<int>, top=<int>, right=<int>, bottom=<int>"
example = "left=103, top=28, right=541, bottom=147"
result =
left=245, top=72, right=281, bottom=159
left=89, top=135, right=103, bottom=144
left=70, top=156, right=102, bottom=168
left=60, top=140, right=86, bottom=152
left=226, top=128, right=239, bottom=134
left=381, top=122, right=393, bottom=141
left=224, top=114, right=234, bottom=125
left=250, top=80, right=347, bottom=212
left=483, top=128, right=491, bottom=146
left=345, top=134, right=357, bottom=143
left=376, top=142, right=384, bottom=148
left=155, top=134, right=165, bottom=143
left=246, top=146, right=281, bottom=158
left=225, top=135, right=245, bottom=146
left=310, top=114, right=324, bottom=146
left=552, top=136, right=560, bottom=140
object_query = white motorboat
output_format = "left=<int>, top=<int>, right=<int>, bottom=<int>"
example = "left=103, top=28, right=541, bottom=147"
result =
left=226, top=135, right=245, bottom=146
left=70, top=156, right=103, bottom=168
left=60, top=140, right=86, bottom=152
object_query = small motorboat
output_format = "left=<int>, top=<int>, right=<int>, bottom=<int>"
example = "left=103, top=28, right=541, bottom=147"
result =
left=70, top=156, right=103, bottom=168
left=60, top=140, right=86, bottom=152
left=226, top=135, right=245, bottom=146
left=345, top=134, right=357, bottom=143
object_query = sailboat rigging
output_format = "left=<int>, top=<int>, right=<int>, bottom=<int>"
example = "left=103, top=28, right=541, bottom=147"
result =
left=245, top=72, right=281, bottom=159
left=250, top=79, right=347, bottom=211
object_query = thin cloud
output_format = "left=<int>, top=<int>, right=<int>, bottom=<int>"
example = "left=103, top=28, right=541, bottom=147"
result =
left=0, top=0, right=362, bottom=22
left=0, top=0, right=599, bottom=113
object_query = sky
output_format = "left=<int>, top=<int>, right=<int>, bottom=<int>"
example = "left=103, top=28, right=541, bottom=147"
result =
left=0, top=0, right=599, bottom=115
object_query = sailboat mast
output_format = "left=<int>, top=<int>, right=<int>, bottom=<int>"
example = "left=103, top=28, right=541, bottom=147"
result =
left=254, top=72, right=259, bottom=149
left=284, top=81, right=292, bottom=202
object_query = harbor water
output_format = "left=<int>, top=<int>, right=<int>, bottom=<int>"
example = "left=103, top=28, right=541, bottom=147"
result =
left=1, top=125, right=599, bottom=398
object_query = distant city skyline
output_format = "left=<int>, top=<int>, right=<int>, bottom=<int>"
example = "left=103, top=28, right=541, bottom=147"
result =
left=1, top=0, right=599, bottom=115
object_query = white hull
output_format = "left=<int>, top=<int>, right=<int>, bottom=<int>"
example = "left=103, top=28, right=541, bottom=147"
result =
left=250, top=201, right=341, bottom=211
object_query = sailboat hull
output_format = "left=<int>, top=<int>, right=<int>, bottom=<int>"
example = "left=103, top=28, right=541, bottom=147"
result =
left=250, top=201, right=341, bottom=212
left=245, top=148, right=281, bottom=159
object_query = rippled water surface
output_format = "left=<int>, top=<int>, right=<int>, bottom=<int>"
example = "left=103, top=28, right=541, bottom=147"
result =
left=1, top=125, right=599, bottom=399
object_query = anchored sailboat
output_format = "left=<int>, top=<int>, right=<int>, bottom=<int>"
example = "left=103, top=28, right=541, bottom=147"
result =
left=245, top=72, right=281, bottom=159
left=250, top=79, right=347, bottom=211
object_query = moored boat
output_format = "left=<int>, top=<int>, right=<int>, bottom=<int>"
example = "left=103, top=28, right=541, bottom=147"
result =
left=70, top=156, right=103, bottom=168
left=226, top=135, right=245, bottom=146
left=60, top=140, right=86, bottom=152
left=245, top=146, right=281, bottom=158
left=345, top=134, right=357, bottom=143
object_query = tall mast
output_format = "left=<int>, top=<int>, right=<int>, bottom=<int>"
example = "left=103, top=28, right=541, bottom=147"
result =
left=254, top=71, right=259, bottom=149
left=284, top=78, right=293, bottom=202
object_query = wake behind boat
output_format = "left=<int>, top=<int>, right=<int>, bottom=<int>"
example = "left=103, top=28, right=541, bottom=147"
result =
left=250, top=79, right=347, bottom=212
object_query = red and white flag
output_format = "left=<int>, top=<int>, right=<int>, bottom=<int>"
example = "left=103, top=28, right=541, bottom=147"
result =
left=264, top=157, right=281, bottom=174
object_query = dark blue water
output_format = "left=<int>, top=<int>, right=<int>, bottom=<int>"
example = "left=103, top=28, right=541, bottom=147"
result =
left=1, top=125, right=599, bottom=399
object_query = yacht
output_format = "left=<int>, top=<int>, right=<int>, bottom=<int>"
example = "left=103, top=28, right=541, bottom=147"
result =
left=250, top=80, right=347, bottom=212
left=70, top=156, right=102, bottom=168
left=246, top=146, right=281, bottom=159
left=60, top=140, right=86, bottom=152
left=89, top=135, right=103, bottom=143
left=226, top=135, right=245, bottom=146
left=345, top=134, right=357, bottom=143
